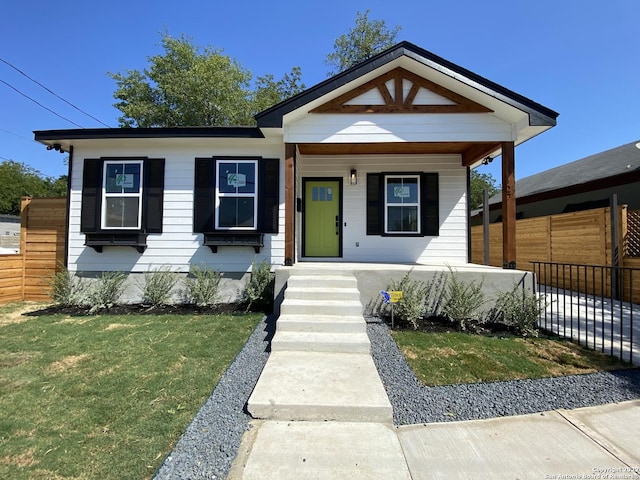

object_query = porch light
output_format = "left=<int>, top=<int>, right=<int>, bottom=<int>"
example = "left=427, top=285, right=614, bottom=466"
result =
left=350, top=169, right=357, bottom=185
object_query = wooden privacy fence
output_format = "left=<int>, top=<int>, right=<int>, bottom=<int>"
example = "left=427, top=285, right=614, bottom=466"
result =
left=471, top=206, right=640, bottom=301
left=0, top=197, right=67, bottom=304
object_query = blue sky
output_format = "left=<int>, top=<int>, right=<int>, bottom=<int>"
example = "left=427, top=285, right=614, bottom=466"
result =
left=2, top=0, right=639, bottom=183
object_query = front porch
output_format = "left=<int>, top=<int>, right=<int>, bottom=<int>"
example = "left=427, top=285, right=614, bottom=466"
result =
left=273, top=262, right=536, bottom=317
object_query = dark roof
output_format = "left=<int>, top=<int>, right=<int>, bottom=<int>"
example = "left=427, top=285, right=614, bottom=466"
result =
left=488, top=140, right=640, bottom=205
left=255, top=41, right=559, bottom=128
left=34, top=126, right=264, bottom=142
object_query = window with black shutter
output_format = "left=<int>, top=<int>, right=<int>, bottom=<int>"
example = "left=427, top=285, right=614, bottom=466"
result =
left=80, top=157, right=165, bottom=253
left=193, top=157, right=279, bottom=252
left=366, top=172, right=439, bottom=237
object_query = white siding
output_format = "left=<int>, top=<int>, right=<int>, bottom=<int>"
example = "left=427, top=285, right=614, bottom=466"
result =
left=297, top=154, right=468, bottom=264
left=285, top=113, right=514, bottom=144
left=68, top=141, right=285, bottom=273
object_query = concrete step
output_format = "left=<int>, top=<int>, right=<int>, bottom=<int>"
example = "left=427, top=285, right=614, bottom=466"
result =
left=228, top=421, right=412, bottom=480
left=271, top=331, right=370, bottom=354
left=247, top=351, right=393, bottom=422
left=276, top=314, right=366, bottom=333
left=284, top=286, right=360, bottom=301
left=287, top=274, right=357, bottom=290
left=280, top=299, right=362, bottom=316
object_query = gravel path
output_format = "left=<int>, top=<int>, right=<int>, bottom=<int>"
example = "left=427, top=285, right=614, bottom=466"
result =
left=154, top=315, right=640, bottom=479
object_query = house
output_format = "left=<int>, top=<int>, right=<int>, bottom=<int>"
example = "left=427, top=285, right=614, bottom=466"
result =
left=34, top=41, right=557, bottom=301
left=472, top=139, right=640, bottom=225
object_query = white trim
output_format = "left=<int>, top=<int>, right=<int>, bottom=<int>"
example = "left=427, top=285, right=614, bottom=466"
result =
left=384, top=174, right=421, bottom=234
left=215, top=159, right=258, bottom=230
left=101, top=160, right=143, bottom=230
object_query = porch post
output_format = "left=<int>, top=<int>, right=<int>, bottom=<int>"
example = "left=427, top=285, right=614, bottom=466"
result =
left=284, top=143, right=296, bottom=266
left=501, top=141, right=516, bottom=269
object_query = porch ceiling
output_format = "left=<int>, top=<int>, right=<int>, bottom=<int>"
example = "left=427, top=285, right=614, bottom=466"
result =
left=296, top=141, right=501, bottom=167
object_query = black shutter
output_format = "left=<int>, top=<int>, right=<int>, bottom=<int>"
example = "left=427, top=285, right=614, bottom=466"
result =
left=80, top=158, right=101, bottom=233
left=258, top=158, right=279, bottom=233
left=366, top=173, right=383, bottom=235
left=422, top=173, right=439, bottom=236
left=143, top=159, right=164, bottom=233
left=193, top=158, right=215, bottom=233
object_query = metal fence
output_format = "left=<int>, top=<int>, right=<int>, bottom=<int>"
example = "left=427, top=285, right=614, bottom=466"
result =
left=531, top=261, right=639, bottom=365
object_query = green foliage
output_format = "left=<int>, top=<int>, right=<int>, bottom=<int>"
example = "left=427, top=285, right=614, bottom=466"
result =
left=387, top=273, right=429, bottom=330
left=469, top=170, right=499, bottom=210
left=442, top=268, right=485, bottom=331
left=423, top=271, right=448, bottom=317
left=325, top=9, right=401, bottom=75
left=0, top=160, right=67, bottom=215
left=110, top=32, right=304, bottom=127
left=86, top=271, right=127, bottom=312
left=242, top=260, right=275, bottom=312
left=487, top=286, right=545, bottom=337
left=45, top=264, right=86, bottom=307
left=137, top=266, right=179, bottom=306
left=183, top=265, right=222, bottom=307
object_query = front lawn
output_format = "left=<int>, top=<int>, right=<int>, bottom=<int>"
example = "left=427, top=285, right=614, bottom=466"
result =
left=0, top=302, right=262, bottom=480
left=392, top=329, right=634, bottom=386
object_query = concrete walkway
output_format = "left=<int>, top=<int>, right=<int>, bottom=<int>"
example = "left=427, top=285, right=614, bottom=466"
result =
left=228, top=267, right=640, bottom=479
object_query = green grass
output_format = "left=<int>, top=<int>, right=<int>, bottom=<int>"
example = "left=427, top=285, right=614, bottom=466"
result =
left=0, top=302, right=262, bottom=480
left=392, top=330, right=634, bottom=386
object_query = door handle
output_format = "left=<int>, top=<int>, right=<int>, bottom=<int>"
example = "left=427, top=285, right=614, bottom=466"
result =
left=335, top=215, right=339, bottom=235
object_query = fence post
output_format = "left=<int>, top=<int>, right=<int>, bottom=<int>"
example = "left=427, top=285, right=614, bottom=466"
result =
left=20, top=197, right=31, bottom=301
left=610, top=194, right=620, bottom=300
left=483, top=188, right=490, bottom=265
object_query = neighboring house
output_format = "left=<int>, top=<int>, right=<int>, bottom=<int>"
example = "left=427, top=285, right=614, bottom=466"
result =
left=472, top=140, right=640, bottom=225
left=0, top=214, right=20, bottom=253
left=34, top=41, right=557, bottom=299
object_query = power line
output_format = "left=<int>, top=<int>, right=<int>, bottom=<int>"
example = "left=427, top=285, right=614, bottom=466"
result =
left=0, top=77, right=84, bottom=128
left=0, top=57, right=111, bottom=128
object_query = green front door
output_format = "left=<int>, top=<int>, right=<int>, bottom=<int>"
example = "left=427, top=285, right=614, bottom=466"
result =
left=304, top=179, right=341, bottom=257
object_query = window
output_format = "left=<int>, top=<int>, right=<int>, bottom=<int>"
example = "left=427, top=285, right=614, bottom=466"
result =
left=216, top=160, right=257, bottom=229
left=385, top=175, right=420, bottom=233
left=102, top=161, right=143, bottom=229
left=367, top=172, right=439, bottom=237
left=81, top=157, right=165, bottom=252
left=193, top=157, right=279, bottom=235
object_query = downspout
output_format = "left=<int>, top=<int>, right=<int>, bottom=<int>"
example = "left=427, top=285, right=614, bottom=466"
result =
left=466, top=166, right=471, bottom=263
left=63, top=145, right=73, bottom=268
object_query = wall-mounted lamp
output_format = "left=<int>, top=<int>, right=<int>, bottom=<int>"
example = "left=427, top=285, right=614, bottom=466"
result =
left=46, top=143, right=65, bottom=153
left=481, top=156, right=493, bottom=166
left=350, top=169, right=357, bottom=185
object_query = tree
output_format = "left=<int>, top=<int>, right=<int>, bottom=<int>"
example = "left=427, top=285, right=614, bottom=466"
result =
left=325, top=10, right=402, bottom=76
left=0, top=161, right=67, bottom=215
left=110, top=32, right=304, bottom=127
left=470, top=170, right=500, bottom=210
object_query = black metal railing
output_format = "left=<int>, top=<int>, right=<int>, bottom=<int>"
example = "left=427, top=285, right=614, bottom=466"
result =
left=531, top=261, right=639, bottom=365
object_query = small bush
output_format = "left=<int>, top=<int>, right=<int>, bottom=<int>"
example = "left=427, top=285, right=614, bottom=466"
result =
left=442, top=267, right=485, bottom=331
left=46, top=264, right=87, bottom=307
left=423, top=270, right=448, bottom=317
left=86, top=271, right=127, bottom=312
left=387, top=273, right=429, bottom=330
left=183, top=265, right=222, bottom=307
left=138, top=266, right=179, bottom=307
left=487, top=286, right=545, bottom=337
left=242, top=260, right=275, bottom=312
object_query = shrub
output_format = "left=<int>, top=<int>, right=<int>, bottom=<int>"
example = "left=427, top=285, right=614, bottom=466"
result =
left=138, top=266, right=179, bottom=307
left=423, top=270, right=448, bottom=318
left=387, top=272, right=429, bottom=330
left=46, top=263, right=87, bottom=307
left=242, top=260, right=275, bottom=312
left=183, top=265, right=222, bottom=307
left=487, top=286, right=545, bottom=337
left=86, top=271, right=127, bottom=312
left=442, top=267, right=485, bottom=331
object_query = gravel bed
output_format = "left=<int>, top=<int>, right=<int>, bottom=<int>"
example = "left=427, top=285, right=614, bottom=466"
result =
left=154, top=314, right=640, bottom=478
left=367, top=318, right=640, bottom=425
